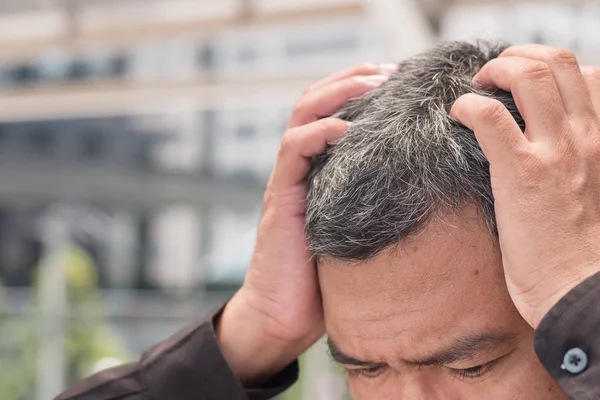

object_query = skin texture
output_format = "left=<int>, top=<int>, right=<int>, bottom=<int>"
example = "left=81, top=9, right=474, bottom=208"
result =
left=319, top=207, right=568, bottom=399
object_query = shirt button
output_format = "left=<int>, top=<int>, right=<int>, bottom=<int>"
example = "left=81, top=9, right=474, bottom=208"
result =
left=562, top=348, right=588, bottom=374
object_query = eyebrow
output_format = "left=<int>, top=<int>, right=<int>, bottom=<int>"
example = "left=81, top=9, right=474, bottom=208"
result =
left=405, top=331, right=519, bottom=366
left=327, top=331, right=518, bottom=368
left=327, top=337, right=382, bottom=367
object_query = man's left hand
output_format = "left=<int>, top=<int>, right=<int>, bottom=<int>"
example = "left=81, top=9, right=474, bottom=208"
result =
left=451, top=44, right=600, bottom=328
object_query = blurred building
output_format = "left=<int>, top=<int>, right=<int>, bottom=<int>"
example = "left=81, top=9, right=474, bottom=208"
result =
left=0, top=0, right=433, bottom=291
left=440, top=0, right=600, bottom=64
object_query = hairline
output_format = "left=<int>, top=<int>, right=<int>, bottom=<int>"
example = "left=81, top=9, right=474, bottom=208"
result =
left=313, top=200, right=497, bottom=265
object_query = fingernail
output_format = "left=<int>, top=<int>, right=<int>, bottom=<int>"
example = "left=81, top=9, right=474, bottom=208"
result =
left=358, top=74, right=389, bottom=86
left=379, top=63, right=399, bottom=75
left=472, top=73, right=483, bottom=87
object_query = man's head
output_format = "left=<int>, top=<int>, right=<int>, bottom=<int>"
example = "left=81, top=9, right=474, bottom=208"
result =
left=306, top=42, right=567, bottom=399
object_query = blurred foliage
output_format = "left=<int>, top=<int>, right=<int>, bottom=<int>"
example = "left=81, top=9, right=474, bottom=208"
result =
left=61, top=246, right=130, bottom=381
left=0, top=245, right=131, bottom=400
left=0, top=244, right=349, bottom=400
left=0, top=282, right=37, bottom=400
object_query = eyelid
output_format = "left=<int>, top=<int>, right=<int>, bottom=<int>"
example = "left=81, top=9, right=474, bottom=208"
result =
left=346, top=364, right=387, bottom=379
left=448, top=357, right=503, bottom=380
left=445, top=348, right=515, bottom=370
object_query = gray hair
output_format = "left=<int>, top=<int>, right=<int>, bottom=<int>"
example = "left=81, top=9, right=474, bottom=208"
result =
left=306, top=41, right=525, bottom=261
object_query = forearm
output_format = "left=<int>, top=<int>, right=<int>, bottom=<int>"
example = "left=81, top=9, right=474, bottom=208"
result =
left=57, top=304, right=298, bottom=400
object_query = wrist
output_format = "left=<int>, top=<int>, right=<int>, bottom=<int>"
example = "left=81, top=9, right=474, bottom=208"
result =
left=529, top=265, right=600, bottom=329
left=215, top=290, right=307, bottom=386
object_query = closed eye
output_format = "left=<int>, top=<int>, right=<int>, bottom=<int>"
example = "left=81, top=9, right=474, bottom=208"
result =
left=346, top=364, right=388, bottom=379
left=448, top=357, right=502, bottom=380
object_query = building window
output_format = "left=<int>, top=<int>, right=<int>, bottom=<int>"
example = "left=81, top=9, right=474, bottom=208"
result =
left=110, top=54, right=129, bottom=77
left=28, top=129, right=54, bottom=154
left=10, top=64, right=39, bottom=85
left=68, top=60, right=93, bottom=81
left=235, top=124, right=256, bottom=140
left=531, top=32, right=546, bottom=45
left=285, top=36, right=358, bottom=57
left=38, top=50, right=70, bottom=83
left=81, top=132, right=105, bottom=159
left=199, top=44, right=216, bottom=70
left=200, top=110, right=217, bottom=175
left=238, top=46, right=257, bottom=63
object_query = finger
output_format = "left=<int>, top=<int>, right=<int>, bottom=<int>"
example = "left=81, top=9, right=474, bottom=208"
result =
left=287, top=75, right=388, bottom=129
left=305, top=63, right=398, bottom=94
left=473, top=56, right=569, bottom=142
left=581, top=66, right=600, bottom=114
left=271, top=118, right=350, bottom=189
left=499, top=45, right=595, bottom=119
left=451, top=93, right=529, bottom=165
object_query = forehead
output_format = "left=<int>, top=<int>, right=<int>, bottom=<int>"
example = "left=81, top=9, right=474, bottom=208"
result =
left=318, top=208, right=521, bottom=359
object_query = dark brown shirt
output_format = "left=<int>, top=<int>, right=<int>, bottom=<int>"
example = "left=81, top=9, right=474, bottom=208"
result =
left=57, top=272, right=600, bottom=400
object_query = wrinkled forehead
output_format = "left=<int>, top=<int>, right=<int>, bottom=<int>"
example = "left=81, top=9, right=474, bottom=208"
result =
left=317, top=208, right=516, bottom=345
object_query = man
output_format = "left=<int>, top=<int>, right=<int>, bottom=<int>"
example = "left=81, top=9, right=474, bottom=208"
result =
left=58, top=41, right=600, bottom=399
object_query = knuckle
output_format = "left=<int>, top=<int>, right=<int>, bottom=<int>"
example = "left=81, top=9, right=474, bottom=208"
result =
left=262, top=172, right=279, bottom=209
left=349, top=74, right=367, bottom=86
left=479, top=99, right=507, bottom=123
left=317, top=118, right=349, bottom=140
left=547, top=47, right=578, bottom=65
left=292, top=98, right=309, bottom=116
left=318, top=117, right=345, bottom=133
left=356, top=62, right=380, bottom=74
left=524, top=144, right=566, bottom=176
left=302, top=84, right=315, bottom=95
left=262, top=186, right=273, bottom=208
left=520, top=60, right=552, bottom=80
left=279, top=132, right=297, bottom=155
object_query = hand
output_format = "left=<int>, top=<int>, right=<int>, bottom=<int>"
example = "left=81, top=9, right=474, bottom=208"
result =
left=217, top=63, right=397, bottom=385
left=451, top=44, right=600, bottom=328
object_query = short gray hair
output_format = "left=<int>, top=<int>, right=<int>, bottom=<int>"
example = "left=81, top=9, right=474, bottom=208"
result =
left=306, top=41, right=525, bottom=261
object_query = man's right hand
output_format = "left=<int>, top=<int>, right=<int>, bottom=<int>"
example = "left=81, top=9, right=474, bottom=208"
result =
left=216, top=63, right=396, bottom=385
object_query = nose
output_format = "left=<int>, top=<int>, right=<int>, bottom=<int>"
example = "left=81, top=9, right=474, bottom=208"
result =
left=351, top=370, right=460, bottom=400
left=392, top=373, right=453, bottom=400
left=399, top=380, right=439, bottom=400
